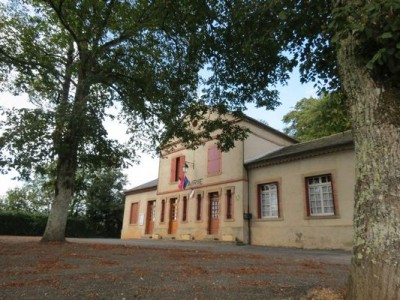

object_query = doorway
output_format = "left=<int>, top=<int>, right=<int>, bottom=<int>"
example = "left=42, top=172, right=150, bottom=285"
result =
left=145, top=200, right=156, bottom=235
left=168, top=198, right=178, bottom=234
left=208, top=192, right=220, bottom=235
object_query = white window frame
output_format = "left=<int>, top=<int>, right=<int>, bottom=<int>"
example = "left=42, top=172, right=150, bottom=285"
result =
left=307, top=175, right=335, bottom=216
left=259, top=183, right=279, bottom=218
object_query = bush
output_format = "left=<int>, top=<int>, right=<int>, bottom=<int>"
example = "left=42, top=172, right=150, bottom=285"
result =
left=0, top=211, right=121, bottom=238
left=0, top=211, right=47, bottom=236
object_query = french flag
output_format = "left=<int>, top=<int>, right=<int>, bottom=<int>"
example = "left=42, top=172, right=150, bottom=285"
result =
left=178, top=176, right=190, bottom=190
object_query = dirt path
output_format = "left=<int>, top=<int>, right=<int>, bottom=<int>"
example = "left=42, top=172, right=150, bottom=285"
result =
left=0, top=236, right=351, bottom=299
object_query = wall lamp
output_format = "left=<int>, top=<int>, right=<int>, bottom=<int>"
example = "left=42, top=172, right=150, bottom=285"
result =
left=183, top=161, right=195, bottom=173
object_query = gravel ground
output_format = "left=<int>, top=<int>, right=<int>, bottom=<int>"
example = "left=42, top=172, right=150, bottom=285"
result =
left=0, top=236, right=351, bottom=299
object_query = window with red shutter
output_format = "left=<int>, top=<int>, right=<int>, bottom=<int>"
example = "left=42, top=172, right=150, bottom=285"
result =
left=207, top=145, right=221, bottom=176
left=170, top=155, right=185, bottom=182
left=170, top=157, right=177, bottom=182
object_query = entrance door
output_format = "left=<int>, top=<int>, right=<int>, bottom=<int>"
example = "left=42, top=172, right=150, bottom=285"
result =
left=208, top=192, right=220, bottom=235
left=145, top=201, right=156, bottom=235
left=168, top=198, right=178, bottom=234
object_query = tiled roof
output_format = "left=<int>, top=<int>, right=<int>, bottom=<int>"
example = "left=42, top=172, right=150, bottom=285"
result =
left=245, top=131, right=354, bottom=168
left=124, top=178, right=158, bottom=195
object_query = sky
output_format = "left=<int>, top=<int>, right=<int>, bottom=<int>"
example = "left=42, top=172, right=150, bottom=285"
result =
left=0, top=69, right=317, bottom=196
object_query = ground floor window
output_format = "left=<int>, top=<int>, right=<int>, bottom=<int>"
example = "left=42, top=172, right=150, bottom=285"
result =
left=160, top=199, right=166, bottom=222
left=196, top=194, right=202, bottom=221
left=182, top=196, right=188, bottom=222
left=258, top=183, right=279, bottom=218
left=130, top=202, right=139, bottom=224
left=306, top=174, right=335, bottom=216
left=226, top=189, right=233, bottom=219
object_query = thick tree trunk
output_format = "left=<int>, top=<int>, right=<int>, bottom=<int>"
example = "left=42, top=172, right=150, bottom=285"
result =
left=41, top=155, right=76, bottom=242
left=338, top=36, right=400, bottom=298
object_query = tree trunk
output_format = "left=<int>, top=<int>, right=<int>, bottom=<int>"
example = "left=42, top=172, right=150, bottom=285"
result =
left=41, top=43, right=80, bottom=242
left=41, top=60, right=89, bottom=241
left=337, top=35, right=400, bottom=298
left=41, top=154, right=76, bottom=242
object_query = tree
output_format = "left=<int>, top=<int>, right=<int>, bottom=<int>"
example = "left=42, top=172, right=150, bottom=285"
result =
left=0, top=174, right=52, bottom=213
left=82, top=168, right=126, bottom=237
left=0, top=0, right=248, bottom=242
left=282, top=92, right=351, bottom=141
left=0, top=166, right=126, bottom=236
left=200, top=1, right=400, bottom=298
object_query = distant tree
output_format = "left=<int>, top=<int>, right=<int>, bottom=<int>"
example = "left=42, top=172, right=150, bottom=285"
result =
left=82, top=168, right=126, bottom=237
left=0, top=188, right=31, bottom=212
left=0, top=173, right=52, bottom=213
left=0, top=167, right=126, bottom=236
left=282, top=92, right=351, bottom=141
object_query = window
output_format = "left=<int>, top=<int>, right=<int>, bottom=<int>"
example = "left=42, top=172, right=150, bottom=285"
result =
left=170, top=155, right=185, bottom=182
left=160, top=199, right=166, bottom=222
left=196, top=194, right=202, bottom=221
left=258, top=183, right=279, bottom=218
left=182, top=196, right=188, bottom=222
left=207, top=145, right=221, bottom=176
left=306, top=174, right=335, bottom=216
left=226, top=189, right=233, bottom=220
left=130, top=203, right=139, bottom=224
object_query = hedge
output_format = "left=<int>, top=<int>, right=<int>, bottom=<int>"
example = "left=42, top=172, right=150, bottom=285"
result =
left=0, top=211, right=119, bottom=238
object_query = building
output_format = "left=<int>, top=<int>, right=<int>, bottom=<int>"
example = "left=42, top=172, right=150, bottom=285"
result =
left=121, top=116, right=355, bottom=250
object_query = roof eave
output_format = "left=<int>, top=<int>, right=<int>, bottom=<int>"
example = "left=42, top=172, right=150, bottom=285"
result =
left=246, top=142, right=354, bottom=169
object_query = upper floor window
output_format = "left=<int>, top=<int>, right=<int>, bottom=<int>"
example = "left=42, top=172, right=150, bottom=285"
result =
left=207, top=145, right=221, bottom=176
left=170, top=155, right=185, bottom=183
left=258, top=183, right=279, bottom=219
left=306, top=174, right=335, bottom=216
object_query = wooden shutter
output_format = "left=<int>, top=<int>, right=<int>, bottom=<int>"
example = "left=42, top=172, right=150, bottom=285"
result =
left=130, top=203, right=139, bottom=224
left=208, top=145, right=221, bottom=176
left=170, top=155, right=185, bottom=182
left=178, top=155, right=185, bottom=180
left=170, top=157, right=177, bottom=182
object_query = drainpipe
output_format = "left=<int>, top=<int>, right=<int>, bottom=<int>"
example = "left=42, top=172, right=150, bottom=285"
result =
left=242, top=138, right=252, bottom=245
left=246, top=166, right=252, bottom=245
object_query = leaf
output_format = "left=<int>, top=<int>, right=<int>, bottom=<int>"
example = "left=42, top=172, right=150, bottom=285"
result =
left=380, top=32, right=393, bottom=39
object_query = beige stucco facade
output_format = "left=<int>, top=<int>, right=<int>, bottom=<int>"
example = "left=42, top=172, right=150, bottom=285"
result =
left=121, top=119, right=355, bottom=250
left=247, top=149, right=355, bottom=250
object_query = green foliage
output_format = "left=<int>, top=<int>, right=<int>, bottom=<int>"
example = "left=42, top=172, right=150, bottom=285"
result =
left=1, top=166, right=126, bottom=236
left=332, top=1, right=400, bottom=85
left=0, top=211, right=116, bottom=237
left=73, top=168, right=127, bottom=236
left=0, top=211, right=47, bottom=236
left=0, top=108, right=54, bottom=179
left=283, top=92, right=351, bottom=141
left=0, top=171, right=53, bottom=213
